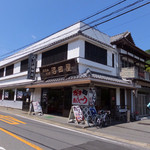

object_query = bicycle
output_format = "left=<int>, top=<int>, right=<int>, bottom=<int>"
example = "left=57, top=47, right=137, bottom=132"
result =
left=87, top=108, right=111, bottom=128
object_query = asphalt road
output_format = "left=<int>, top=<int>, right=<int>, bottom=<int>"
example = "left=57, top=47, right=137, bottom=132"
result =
left=0, top=111, right=145, bottom=150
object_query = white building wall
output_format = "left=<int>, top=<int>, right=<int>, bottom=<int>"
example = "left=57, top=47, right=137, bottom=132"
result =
left=67, top=39, right=85, bottom=59
left=0, top=100, right=23, bottom=109
left=14, top=62, right=21, bottom=74
left=78, top=58, right=115, bottom=75
left=37, top=53, right=42, bottom=71
left=116, top=88, right=120, bottom=106
left=0, top=73, right=32, bottom=88
left=32, top=88, right=41, bottom=102
left=107, top=51, right=112, bottom=67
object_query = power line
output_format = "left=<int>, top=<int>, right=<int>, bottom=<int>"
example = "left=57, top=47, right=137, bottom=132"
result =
left=81, top=0, right=127, bottom=22
left=87, top=0, right=144, bottom=26
left=102, top=12, right=150, bottom=32
left=0, top=0, right=128, bottom=60
left=82, top=1, right=150, bottom=32
left=0, top=1, right=149, bottom=61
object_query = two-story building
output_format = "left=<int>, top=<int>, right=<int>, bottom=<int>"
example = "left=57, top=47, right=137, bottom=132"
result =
left=0, top=22, right=136, bottom=117
left=111, top=31, right=150, bottom=116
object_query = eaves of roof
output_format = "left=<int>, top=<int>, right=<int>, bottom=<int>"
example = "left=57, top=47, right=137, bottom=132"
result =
left=26, top=71, right=134, bottom=89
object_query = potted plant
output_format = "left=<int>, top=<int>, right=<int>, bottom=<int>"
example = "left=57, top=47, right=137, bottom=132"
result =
left=134, top=111, right=139, bottom=121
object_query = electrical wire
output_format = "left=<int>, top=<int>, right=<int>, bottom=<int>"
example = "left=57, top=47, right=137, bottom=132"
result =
left=0, top=0, right=129, bottom=60
left=86, top=0, right=144, bottom=26
left=82, top=1, right=150, bottom=32
left=81, top=0, right=127, bottom=22
left=0, top=1, right=149, bottom=61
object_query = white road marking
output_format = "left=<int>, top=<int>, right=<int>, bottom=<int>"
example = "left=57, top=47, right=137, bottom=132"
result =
left=0, top=147, right=6, bottom=150
left=14, top=114, right=141, bottom=150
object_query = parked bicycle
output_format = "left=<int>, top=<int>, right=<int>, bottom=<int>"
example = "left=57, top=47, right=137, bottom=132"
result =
left=87, top=108, right=111, bottom=128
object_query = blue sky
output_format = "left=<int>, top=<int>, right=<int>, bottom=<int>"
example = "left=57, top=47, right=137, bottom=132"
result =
left=0, top=0, right=150, bottom=59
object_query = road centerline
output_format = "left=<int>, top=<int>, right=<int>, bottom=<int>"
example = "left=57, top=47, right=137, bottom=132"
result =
left=0, top=127, right=43, bottom=150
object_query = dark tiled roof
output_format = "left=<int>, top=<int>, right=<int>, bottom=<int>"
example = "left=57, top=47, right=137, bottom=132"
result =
left=110, top=31, right=129, bottom=43
left=36, top=69, right=131, bottom=85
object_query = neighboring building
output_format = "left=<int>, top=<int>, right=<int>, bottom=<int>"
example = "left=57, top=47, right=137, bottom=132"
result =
left=111, top=31, right=150, bottom=116
left=0, top=22, right=138, bottom=118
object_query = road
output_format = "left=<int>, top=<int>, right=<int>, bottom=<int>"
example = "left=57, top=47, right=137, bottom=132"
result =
left=0, top=111, right=145, bottom=150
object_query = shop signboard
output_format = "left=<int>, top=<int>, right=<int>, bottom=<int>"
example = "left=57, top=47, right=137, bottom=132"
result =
left=68, top=105, right=84, bottom=123
left=27, top=54, right=37, bottom=80
left=72, top=87, right=96, bottom=106
left=32, top=101, right=42, bottom=113
left=40, top=58, right=78, bottom=80
left=72, top=88, right=88, bottom=105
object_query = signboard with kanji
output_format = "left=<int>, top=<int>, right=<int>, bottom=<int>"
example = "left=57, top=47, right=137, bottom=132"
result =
left=40, top=58, right=78, bottom=80
left=72, top=87, right=96, bottom=106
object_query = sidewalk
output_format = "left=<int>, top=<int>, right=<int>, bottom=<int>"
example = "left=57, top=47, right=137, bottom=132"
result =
left=0, top=106, right=150, bottom=149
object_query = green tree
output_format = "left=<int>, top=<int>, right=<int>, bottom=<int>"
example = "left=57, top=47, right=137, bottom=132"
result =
left=145, top=49, right=150, bottom=72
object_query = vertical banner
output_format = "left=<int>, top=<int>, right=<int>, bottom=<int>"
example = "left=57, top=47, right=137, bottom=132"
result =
left=89, top=88, right=97, bottom=106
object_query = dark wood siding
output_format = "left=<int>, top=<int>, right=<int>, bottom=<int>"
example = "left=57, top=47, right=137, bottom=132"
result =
left=85, top=42, right=107, bottom=65
left=6, top=64, right=14, bottom=76
left=112, top=53, right=114, bottom=67
left=0, top=68, right=4, bottom=77
left=42, top=44, right=68, bottom=66
left=21, top=59, right=28, bottom=72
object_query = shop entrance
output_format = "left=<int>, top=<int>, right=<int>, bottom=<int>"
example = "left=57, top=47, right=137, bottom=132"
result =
left=41, top=88, right=72, bottom=117
left=96, top=87, right=116, bottom=112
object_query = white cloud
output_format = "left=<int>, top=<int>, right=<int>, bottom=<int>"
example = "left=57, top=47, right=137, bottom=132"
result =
left=31, top=35, right=37, bottom=39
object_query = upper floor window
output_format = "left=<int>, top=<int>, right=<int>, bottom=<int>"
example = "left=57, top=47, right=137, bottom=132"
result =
left=6, top=64, right=14, bottom=76
left=0, top=68, right=4, bottom=77
left=42, top=44, right=68, bottom=66
left=21, top=59, right=28, bottom=72
left=85, top=42, right=107, bottom=65
left=121, top=59, right=134, bottom=68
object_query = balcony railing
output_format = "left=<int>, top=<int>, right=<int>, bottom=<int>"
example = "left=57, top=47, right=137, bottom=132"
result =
left=120, top=67, right=150, bottom=81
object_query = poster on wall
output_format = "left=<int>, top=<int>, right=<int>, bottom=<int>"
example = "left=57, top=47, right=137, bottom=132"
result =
left=4, top=92, right=9, bottom=99
left=17, top=91, right=23, bottom=99
left=72, top=88, right=88, bottom=105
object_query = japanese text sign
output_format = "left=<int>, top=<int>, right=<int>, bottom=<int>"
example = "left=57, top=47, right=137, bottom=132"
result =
left=40, top=58, right=78, bottom=80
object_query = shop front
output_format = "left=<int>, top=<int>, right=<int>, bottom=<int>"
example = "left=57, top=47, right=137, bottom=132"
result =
left=41, top=87, right=72, bottom=117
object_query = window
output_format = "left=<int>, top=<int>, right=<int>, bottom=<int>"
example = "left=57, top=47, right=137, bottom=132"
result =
left=16, top=88, right=30, bottom=101
left=21, top=59, right=28, bottom=72
left=122, top=59, right=133, bottom=68
left=42, top=44, right=68, bottom=66
left=0, top=68, right=4, bottom=77
left=6, top=64, right=14, bottom=76
left=120, top=89, right=125, bottom=109
left=4, top=89, right=15, bottom=100
left=85, top=42, right=107, bottom=65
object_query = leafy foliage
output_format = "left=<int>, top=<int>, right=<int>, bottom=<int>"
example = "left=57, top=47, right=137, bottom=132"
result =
left=145, top=50, right=150, bottom=72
